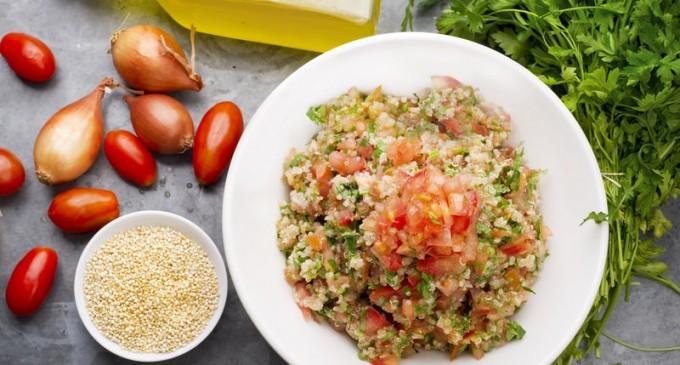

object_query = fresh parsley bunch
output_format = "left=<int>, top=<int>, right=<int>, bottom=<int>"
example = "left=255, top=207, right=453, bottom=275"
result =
left=404, top=0, right=680, bottom=363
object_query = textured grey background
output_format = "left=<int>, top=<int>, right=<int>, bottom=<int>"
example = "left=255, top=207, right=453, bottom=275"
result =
left=0, top=1, right=678, bottom=364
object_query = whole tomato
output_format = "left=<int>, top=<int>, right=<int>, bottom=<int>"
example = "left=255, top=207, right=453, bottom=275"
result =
left=48, top=188, right=119, bottom=233
left=193, top=101, right=244, bottom=185
left=104, top=130, right=157, bottom=187
left=0, top=147, right=25, bottom=196
left=0, top=33, right=56, bottom=82
left=6, top=247, right=58, bottom=316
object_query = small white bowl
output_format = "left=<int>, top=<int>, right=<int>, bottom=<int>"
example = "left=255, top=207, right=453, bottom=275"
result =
left=74, top=210, right=228, bottom=362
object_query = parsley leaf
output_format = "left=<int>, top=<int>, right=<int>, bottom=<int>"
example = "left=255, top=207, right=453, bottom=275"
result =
left=506, top=321, right=526, bottom=341
left=306, top=105, right=327, bottom=125
left=580, top=211, right=609, bottom=225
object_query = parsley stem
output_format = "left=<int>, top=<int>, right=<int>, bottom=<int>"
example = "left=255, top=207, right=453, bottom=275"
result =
left=634, top=272, right=680, bottom=295
left=603, top=332, right=680, bottom=352
left=585, top=280, right=623, bottom=355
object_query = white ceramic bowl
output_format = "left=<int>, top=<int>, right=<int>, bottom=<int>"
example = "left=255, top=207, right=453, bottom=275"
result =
left=223, top=32, right=608, bottom=365
left=74, top=210, right=228, bottom=362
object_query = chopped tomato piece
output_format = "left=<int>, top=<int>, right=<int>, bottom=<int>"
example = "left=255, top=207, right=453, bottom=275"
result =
left=391, top=214, right=406, bottom=230
left=416, top=255, right=466, bottom=276
left=441, top=117, right=463, bottom=136
left=386, top=137, right=421, bottom=165
left=406, top=273, right=421, bottom=286
left=365, top=306, right=390, bottom=335
left=499, top=239, right=532, bottom=256
left=470, top=303, right=495, bottom=319
left=435, top=277, right=459, bottom=297
left=369, top=286, right=401, bottom=304
left=357, top=144, right=374, bottom=159
left=451, top=190, right=479, bottom=233
left=450, top=215, right=471, bottom=234
left=370, top=281, right=418, bottom=304
left=311, top=160, right=332, bottom=198
left=472, top=123, right=489, bottom=136
left=374, top=250, right=403, bottom=271
left=329, top=151, right=366, bottom=176
left=337, top=209, right=354, bottom=227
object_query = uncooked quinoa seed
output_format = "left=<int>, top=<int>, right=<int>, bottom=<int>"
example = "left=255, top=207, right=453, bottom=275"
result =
left=84, top=226, right=219, bottom=353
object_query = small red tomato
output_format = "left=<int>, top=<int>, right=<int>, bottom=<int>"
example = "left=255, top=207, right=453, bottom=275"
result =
left=0, top=148, right=25, bottom=196
left=193, top=101, right=244, bottom=185
left=6, top=247, right=58, bottom=316
left=104, top=130, right=157, bottom=187
left=0, top=33, right=56, bottom=82
left=48, top=188, right=119, bottom=233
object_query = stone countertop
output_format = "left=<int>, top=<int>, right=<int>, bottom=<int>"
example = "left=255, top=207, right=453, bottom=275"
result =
left=0, top=1, right=678, bottom=364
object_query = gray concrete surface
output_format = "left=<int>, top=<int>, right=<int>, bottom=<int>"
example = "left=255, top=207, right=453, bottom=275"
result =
left=0, top=1, right=678, bottom=364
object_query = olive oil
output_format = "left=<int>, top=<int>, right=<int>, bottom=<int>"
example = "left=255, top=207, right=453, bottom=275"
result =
left=156, top=0, right=381, bottom=52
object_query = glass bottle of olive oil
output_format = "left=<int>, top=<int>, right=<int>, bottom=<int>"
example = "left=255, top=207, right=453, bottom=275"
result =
left=156, top=0, right=381, bottom=52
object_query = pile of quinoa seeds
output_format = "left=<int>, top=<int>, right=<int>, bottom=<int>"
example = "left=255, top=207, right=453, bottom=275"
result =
left=84, top=226, right=219, bottom=353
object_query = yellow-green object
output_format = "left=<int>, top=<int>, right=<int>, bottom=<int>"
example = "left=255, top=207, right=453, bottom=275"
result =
left=156, top=0, right=381, bottom=52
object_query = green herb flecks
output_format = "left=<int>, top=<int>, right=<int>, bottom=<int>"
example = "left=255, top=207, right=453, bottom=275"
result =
left=289, top=153, right=308, bottom=167
left=373, top=140, right=387, bottom=160
left=306, top=105, right=327, bottom=125
left=506, top=321, right=527, bottom=341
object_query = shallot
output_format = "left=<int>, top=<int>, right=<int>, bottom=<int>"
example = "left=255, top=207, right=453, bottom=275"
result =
left=125, top=94, right=194, bottom=154
left=111, top=25, right=202, bottom=93
left=33, top=78, right=114, bottom=185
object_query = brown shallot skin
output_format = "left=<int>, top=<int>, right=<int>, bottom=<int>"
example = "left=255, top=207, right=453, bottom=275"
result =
left=125, top=94, right=195, bottom=154
left=110, top=25, right=203, bottom=93
left=33, top=78, right=114, bottom=185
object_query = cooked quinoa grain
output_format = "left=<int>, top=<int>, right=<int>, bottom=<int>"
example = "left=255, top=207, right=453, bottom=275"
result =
left=277, top=76, right=549, bottom=363
left=84, top=226, right=219, bottom=353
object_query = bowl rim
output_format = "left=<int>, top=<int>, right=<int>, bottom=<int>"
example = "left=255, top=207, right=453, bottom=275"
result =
left=223, top=31, right=608, bottom=365
left=73, top=210, right=229, bottom=362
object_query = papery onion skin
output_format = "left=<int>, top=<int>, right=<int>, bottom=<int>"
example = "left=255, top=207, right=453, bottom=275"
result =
left=47, top=188, right=119, bottom=233
left=111, top=25, right=203, bottom=93
left=33, top=78, right=113, bottom=185
left=125, top=94, right=195, bottom=154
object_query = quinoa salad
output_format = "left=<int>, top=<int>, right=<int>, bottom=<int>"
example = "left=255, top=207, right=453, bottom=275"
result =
left=276, top=76, right=549, bottom=364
